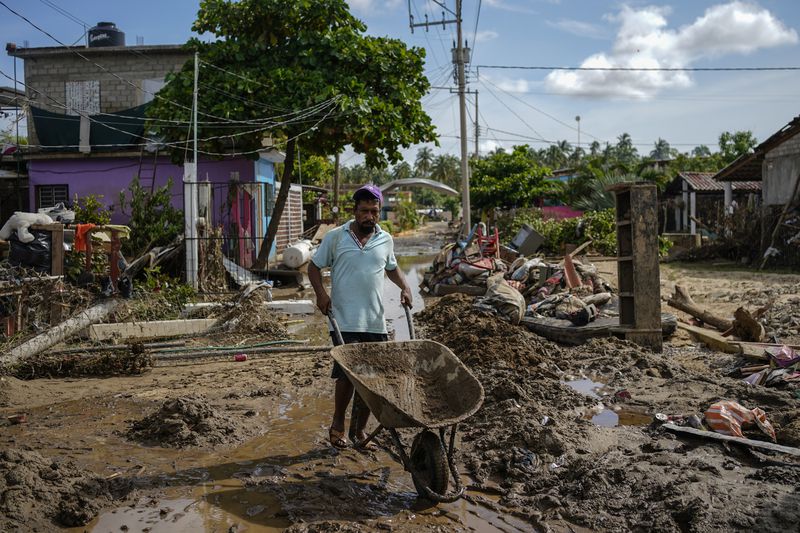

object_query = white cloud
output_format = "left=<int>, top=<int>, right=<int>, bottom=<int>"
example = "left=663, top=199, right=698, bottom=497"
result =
left=547, top=18, right=608, bottom=39
left=474, top=30, right=499, bottom=43
left=488, top=75, right=534, bottom=93
left=545, top=2, right=798, bottom=99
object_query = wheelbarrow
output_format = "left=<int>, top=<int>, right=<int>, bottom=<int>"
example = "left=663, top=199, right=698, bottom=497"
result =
left=328, top=307, right=484, bottom=503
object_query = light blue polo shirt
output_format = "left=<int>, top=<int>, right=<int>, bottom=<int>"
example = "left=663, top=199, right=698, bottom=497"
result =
left=311, top=220, right=398, bottom=334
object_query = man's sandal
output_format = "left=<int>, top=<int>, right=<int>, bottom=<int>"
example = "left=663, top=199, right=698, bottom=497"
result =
left=329, top=428, right=349, bottom=449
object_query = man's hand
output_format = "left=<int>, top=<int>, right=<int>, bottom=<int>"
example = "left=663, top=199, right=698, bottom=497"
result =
left=400, top=287, right=413, bottom=309
left=316, top=292, right=332, bottom=315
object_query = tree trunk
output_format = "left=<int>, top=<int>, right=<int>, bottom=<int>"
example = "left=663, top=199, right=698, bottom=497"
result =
left=254, top=138, right=296, bottom=270
left=667, top=285, right=732, bottom=332
left=3, top=299, right=121, bottom=366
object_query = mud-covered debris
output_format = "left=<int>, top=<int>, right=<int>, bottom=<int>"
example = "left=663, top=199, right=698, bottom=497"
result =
left=6, top=350, right=151, bottom=380
left=0, top=448, right=126, bottom=530
left=126, top=396, right=243, bottom=448
left=215, top=285, right=288, bottom=338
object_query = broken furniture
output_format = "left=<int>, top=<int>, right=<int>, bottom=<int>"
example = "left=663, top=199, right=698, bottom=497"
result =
left=609, top=183, right=663, bottom=352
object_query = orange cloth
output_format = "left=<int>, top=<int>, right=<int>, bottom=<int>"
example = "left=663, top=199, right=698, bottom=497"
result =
left=74, top=223, right=96, bottom=252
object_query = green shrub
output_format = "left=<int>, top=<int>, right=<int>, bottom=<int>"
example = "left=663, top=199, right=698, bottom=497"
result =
left=73, top=194, right=112, bottom=225
left=498, top=207, right=672, bottom=257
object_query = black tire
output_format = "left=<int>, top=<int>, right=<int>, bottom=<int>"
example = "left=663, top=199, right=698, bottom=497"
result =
left=409, top=430, right=449, bottom=499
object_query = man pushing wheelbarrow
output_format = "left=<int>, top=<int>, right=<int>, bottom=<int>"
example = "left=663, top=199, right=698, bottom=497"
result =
left=309, top=184, right=484, bottom=503
left=308, top=184, right=413, bottom=449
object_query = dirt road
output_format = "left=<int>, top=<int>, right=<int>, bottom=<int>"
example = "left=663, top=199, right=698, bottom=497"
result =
left=1, top=221, right=799, bottom=532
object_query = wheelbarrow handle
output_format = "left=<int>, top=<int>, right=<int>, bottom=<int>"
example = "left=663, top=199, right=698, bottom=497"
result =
left=327, top=309, right=344, bottom=346
left=404, top=304, right=416, bottom=341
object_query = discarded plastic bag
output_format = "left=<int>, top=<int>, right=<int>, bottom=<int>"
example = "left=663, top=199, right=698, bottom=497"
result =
left=765, top=346, right=800, bottom=368
left=704, top=400, right=776, bottom=442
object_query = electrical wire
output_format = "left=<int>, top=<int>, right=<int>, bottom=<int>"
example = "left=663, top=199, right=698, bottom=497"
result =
left=480, top=74, right=605, bottom=142
left=477, top=64, right=800, bottom=72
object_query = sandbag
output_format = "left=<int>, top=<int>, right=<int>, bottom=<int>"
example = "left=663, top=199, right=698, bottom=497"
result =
left=473, top=273, right=526, bottom=325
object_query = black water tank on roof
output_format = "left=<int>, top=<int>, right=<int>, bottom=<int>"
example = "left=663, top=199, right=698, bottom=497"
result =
left=88, top=22, right=125, bottom=47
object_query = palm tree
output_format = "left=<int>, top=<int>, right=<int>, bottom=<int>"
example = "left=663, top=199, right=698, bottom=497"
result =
left=414, top=147, right=434, bottom=178
left=573, top=172, right=638, bottom=211
left=650, top=138, right=673, bottom=160
left=391, top=161, right=413, bottom=181
left=430, top=154, right=460, bottom=190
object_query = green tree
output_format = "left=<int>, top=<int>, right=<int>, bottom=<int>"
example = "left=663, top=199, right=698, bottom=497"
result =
left=414, top=147, right=435, bottom=178
left=692, top=145, right=712, bottom=158
left=470, top=145, right=555, bottom=211
left=148, top=0, right=436, bottom=268
left=718, top=130, right=758, bottom=164
left=118, top=177, right=184, bottom=258
left=430, top=153, right=460, bottom=190
left=650, top=138, right=674, bottom=160
left=614, top=133, right=639, bottom=167
left=391, top=161, right=413, bottom=181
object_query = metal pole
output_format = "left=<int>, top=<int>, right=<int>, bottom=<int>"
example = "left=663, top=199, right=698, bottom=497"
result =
left=455, top=0, right=470, bottom=234
left=473, top=90, right=479, bottom=159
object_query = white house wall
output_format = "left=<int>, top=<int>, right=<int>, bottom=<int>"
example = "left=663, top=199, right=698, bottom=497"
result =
left=763, top=134, right=800, bottom=206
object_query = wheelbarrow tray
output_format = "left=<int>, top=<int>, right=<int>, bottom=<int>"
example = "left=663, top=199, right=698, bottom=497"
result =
left=331, top=339, right=484, bottom=429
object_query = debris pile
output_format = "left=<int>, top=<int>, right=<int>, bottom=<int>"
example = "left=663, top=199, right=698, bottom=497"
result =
left=0, top=448, right=126, bottom=529
left=421, top=233, right=615, bottom=327
left=6, top=349, right=151, bottom=380
left=213, top=283, right=288, bottom=339
left=126, top=396, right=244, bottom=448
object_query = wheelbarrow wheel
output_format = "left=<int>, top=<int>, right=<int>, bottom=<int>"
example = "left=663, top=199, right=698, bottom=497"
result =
left=410, top=430, right=449, bottom=499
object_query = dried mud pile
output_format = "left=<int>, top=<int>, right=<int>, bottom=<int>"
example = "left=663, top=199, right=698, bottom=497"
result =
left=0, top=449, right=127, bottom=530
left=126, top=396, right=245, bottom=448
left=415, top=295, right=800, bottom=532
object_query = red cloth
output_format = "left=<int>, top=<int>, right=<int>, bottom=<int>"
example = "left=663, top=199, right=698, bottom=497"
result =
left=74, top=223, right=96, bottom=252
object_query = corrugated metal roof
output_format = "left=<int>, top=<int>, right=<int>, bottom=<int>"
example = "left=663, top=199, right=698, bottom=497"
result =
left=678, top=172, right=761, bottom=192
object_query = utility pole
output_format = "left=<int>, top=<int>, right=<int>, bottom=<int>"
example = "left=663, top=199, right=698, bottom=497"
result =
left=408, top=0, right=471, bottom=234
left=575, top=115, right=581, bottom=151
left=473, top=90, right=479, bottom=159
left=183, top=52, right=199, bottom=289
left=455, top=0, right=471, bottom=234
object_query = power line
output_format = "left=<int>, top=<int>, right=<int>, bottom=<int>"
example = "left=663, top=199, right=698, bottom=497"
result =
left=480, top=74, right=605, bottom=142
left=477, top=64, right=800, bottom=72
left=470, top=0, right=482, bottom=64
left=480, top=78, right=546, bottom=140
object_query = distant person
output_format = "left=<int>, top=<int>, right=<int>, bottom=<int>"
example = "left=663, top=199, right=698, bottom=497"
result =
left=308, top=184, right=413, bottom=449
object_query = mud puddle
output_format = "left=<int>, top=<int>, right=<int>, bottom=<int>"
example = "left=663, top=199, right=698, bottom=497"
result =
left=565, top=378, right=651, bottom=427
left=74, top=392, right=529, bottom=531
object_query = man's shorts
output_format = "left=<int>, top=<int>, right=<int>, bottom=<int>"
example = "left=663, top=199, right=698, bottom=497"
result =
left=330, top=331, right=389, bottom=380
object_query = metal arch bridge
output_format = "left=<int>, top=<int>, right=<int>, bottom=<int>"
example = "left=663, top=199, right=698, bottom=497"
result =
left=379, top=178, right=459, bottom=197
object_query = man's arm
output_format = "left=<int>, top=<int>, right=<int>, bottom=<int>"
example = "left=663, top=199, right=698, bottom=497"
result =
left=308, top=261, right=331, bottom=315
left=386, top=267, right=413, bottom=308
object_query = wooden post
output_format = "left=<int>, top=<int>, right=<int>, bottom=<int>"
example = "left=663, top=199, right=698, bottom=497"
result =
left=608, top=183, right=662, bottom=352
left=30, top=223, right=65, bottom=276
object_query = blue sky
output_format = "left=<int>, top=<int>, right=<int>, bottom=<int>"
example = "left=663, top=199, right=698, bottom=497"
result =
left=2, top=0, right=799, bottom=164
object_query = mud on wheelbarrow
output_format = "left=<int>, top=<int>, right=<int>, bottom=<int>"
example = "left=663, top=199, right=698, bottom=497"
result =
left=329, top=308, right=484, bottom=503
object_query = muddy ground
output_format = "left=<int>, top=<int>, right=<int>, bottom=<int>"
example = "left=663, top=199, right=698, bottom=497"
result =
left=1, top=221, right=799, bottom=532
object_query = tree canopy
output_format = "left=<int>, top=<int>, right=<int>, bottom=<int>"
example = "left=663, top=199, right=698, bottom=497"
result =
left=148, top=0, right=437, bottom=266
left=470, top=145, right=555, bottom=211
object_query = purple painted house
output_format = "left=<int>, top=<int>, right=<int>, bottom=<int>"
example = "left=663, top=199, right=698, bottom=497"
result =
left=10, top=27, right=303, bottom=264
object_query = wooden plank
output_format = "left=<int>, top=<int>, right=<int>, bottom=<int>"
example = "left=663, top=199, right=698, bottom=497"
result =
left=663, top=423, right=800, bottom=457
left=50, top=224, right=64, bottom=276
left=677, top=323, right=739, bottom=353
